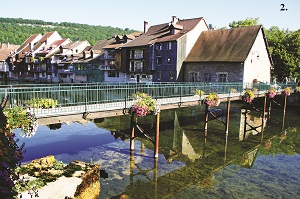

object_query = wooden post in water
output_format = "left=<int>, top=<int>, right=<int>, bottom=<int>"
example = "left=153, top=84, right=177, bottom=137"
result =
left=225, top=97, right=231, bottom=135
left=224, top=98, right=231, bottom=161
left=261, top=94, right=267, bottom=133
left=282, top=94, right=287, bottom=130
left=204, top=103, right=209, bottom=140
left=154, top=112, right=160, bottom=158
left=130, top=113, right=135, bottom=151
left=243, top=103, right=248, bottom=140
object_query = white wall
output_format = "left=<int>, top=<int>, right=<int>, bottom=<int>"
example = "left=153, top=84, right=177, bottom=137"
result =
left=243, top=28, right=271, bottom=84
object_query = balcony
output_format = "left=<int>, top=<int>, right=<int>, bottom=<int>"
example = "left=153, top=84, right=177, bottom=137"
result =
left=57, top=69, right=74, bottom=74
left=28, top=68, right=46, bottom=73
left=100, top=65, right=116, bottom=70
left=99, top=54, right=116, bottom=60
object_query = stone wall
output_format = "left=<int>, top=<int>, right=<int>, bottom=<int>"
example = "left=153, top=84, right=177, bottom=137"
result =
left=183, top=62, right=244, bottom=82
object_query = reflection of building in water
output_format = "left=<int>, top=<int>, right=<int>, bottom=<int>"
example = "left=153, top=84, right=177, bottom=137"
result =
left=47, top=123, right=62, bottom=130
left=175, top=111, right=202, bottom=161
left=239, top=109, right=263, bottom=141
left=239, top=147, right=259, bottom=169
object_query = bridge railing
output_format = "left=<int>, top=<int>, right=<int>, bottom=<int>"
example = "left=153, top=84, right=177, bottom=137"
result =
left=0, top=82, right=297, bottom=118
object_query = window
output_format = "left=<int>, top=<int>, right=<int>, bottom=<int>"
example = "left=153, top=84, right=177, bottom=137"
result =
left=204, top=73, right=212, bottom=83
left=217, top=72, right=228, bottom=82
left=190, top=72, right=199, bottom=82
left=131, top=50, right=135, bottom=59
left=167, top=57, right=171, bottom=64
left=157, top=71, right=161, bottom=80
left=156, top=57, right=162, bottom=65
left=108, top=71, right=119, bottom=77
left=157, top=43, right=162, bottom=50
left=167, top=42, right=172, bottom=50
left=169, top=71, right=174, bottom=80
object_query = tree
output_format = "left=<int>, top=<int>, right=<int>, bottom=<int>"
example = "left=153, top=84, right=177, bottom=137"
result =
left=229, top=17, right=260, bottom=28
left=266, top=27, right=300, bottom=81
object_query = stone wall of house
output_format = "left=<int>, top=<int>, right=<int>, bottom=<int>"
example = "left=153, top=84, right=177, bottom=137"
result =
left=183, top=62, right=244, bottom=82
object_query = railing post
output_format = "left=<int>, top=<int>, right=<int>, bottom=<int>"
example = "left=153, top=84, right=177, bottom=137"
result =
left=225, top=97, right=231, bottom=135
left=262, top=94, right=267, bottom=132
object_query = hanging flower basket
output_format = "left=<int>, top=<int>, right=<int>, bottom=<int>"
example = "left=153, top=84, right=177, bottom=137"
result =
left=129, top=92, right=160, bottom=117
left=268, top=87, right=276, bottom=98
left=295, top=86, right=300, bottom=93
left=284, top=87, right=291, bottom=96
left=244, top=89, right=255, bottom=103
left=3, top=106, right=38, bottom=137
left=204, top=93, right=220, bottom=107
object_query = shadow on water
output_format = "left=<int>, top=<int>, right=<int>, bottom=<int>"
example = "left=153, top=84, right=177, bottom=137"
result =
left=14, top=99, right=300, bottom=199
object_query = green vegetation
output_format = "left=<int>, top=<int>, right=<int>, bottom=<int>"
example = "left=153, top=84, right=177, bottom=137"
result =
left=0, top=17, right=139, bottom=45
left=27, top=98, right=58, bottom=109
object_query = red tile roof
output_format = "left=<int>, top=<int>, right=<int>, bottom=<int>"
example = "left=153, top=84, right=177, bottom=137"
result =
left=122, top=17, right=204, bottom=47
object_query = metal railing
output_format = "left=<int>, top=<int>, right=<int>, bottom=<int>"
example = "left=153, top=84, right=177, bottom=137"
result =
left=0, top=82, right=297, bottom=118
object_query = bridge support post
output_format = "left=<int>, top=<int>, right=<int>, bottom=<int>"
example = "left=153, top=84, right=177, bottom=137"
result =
left=282, top=94, right=287, bottom=130
left=130, top=113, right=135, bottom=151
left=204, top=103, right=209, bottom=137
left=225, top=97, right=231, bottom=135
left=261, top=94, right=267, bottom=133
left=154, top=112, right=160, bottom=158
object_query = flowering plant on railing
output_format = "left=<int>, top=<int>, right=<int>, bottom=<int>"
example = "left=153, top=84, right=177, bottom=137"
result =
left=284, top=87, right=291, bottom=96
left=228, top=88, right=237, bottom=93
left=130, top=92, right=160, bottom=117
left=268, top=87, right=276, bottom=98
left=192, top=89, right=205, bottom=97
left=3, top=106, right=38, bottom=137
left=244, top=89, right=255, bottom=103
left=204, top=93, right=220, bottom=107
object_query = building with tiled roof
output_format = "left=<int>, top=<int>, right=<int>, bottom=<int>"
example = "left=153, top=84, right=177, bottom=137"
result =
left=183, top=25, right=272, bottom=84
left=120, top=16, right=208, bottom=82
left=0, top=43, right=19, bottom=80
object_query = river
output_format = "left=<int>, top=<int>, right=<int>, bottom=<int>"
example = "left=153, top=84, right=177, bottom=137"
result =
left=14, top=100, right=300, bottom=199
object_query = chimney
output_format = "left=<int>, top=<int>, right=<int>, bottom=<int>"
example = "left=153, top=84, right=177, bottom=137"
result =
left=144, top=21, right=148, bottom=33
left=172, top=16, right=178, bottom=24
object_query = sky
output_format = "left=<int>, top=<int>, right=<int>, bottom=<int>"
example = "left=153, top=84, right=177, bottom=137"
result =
left=1, top=0, right=299, bottom=31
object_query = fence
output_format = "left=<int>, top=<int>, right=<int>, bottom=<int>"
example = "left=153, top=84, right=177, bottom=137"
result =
left=0, top=82, right=297, bottom=118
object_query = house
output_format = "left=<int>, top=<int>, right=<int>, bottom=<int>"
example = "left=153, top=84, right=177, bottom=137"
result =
left=0, top=43, right=20, bottom=80
left=183, top=25, right=273, bottom=84
left=34, top=38, right=72, bottom=82
left=7, top=31, right=63, bottom=81
left=73, top=33, right=141, bottom=83
left=73, top=39, right=115, bottom=83
left=53, top=40, right=90, bottom=83
left=6, top=33, right=42, bottom=80
left=120, top=16, right=208, bottom=82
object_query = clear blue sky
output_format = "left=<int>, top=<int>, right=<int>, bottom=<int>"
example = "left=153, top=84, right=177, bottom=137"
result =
left=1, top=0, right=299, bottom=31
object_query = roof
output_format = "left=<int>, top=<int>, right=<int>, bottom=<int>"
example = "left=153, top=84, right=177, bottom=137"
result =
left=32, top=31, right=58, bottom=52
left=0, top=49, right=13, bottom=61
left=16, top=33, right=41, bottom=53
left=91, top=38, right=115, bottom=51
left=185, top=26, right=263, bottom=62
left=122, top=17, right=204, bottom=48
left=38, top=39, right=69, bottom=54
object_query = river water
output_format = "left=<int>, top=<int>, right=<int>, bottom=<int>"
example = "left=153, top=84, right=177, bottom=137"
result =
left=14, top=100, right=300, bottom=199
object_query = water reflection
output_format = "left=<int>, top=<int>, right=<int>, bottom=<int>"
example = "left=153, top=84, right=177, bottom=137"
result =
left=14, top=101, right=300, bottom=198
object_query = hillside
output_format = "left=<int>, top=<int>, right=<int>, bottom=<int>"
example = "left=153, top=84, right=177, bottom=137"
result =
left=0, top=17, right=140, bottom=46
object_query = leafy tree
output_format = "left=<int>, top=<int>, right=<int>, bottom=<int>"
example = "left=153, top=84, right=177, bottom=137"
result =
left=0, top=17, right=140, bottom=45
left=229, top=17, right=260, bottom=28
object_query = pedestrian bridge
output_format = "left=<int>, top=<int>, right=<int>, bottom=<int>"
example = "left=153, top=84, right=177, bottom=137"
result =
left=0, top=82, right=297, bottom=118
